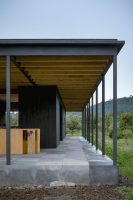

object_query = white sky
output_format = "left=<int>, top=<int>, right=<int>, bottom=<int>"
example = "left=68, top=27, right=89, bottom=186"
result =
left=0, top=0, right=133, bottom=100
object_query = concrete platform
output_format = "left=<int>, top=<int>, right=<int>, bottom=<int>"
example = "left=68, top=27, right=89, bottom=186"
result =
left=0, top=137, right=118, bottom=186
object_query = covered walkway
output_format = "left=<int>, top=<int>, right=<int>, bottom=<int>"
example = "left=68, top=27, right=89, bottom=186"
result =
left=0, top=39, right=124, bottom=185
left=0, top=137, right=117, bottom=186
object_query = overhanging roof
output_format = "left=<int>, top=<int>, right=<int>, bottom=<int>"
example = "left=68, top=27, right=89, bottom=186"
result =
left=0, top=39, right=125, bottom=111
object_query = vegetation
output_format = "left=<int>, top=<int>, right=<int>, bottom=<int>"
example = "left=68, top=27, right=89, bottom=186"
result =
left=10, top=112, right=18, bottom=127
left=107, top=138, right=133, bottom=200
left=66, top=113, right=82, bottom=135
left=92, top=112, right=133, bottom=200
left=96, top=96, right=133, bottom=115
left=119, top=113, right=133, bottom=133
left=118, top=187, right=133, bottom=200
left=67, top=111, right=133, bottom=199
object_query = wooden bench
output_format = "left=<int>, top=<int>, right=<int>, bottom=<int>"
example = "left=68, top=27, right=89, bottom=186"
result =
left=0, top=128, right=40, bottom=154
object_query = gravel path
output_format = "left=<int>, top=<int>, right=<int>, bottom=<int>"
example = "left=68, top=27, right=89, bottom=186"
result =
left=0, top=186, right=123, bottom=200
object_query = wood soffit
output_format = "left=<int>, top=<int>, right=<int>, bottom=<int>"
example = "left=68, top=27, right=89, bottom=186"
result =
left=0, top=55, right=113, bottom=111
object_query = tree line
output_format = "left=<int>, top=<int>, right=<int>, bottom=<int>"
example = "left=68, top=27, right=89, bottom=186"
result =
left=66, top=112, right=133, bottom=139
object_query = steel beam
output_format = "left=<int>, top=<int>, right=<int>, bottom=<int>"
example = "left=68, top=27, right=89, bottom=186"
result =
left=102, top=75, right=105, bottom=155
left=11, top=57, right=37, bottom=86
left=113, top=55, right=117, bottom=165
left=0, top=45, right=118, bottom=56
left=6, top=56, right=11, bottom=165
left=91, top=95, right=94, bottom=145
left=96, top=87, right=98, bottom=150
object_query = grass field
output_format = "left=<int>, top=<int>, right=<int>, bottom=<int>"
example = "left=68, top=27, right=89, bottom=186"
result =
left=98, top=134, right=133, bottom=183
left=66, top=132, right=81, bottom=137
left=105, top=136, right=133, bottom=200
left=66, top=131, right=133, bottom=199
left=96, top=132, right=133, bottom=200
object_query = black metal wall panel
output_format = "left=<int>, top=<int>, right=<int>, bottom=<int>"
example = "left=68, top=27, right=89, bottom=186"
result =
left=0, top=100, right=6, bottom=126
left=19, top=86, right=61, bottom=148
left=60, top=104, right=63, bottom=141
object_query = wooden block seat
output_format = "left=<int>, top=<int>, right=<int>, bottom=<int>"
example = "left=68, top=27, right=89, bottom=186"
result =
left=0, top=128, right=40, bottom=154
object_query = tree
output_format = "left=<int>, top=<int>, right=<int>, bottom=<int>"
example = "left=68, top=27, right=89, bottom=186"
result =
left=66, top=115, right=81, bottom=135
left=10, top=112, right=18, bottom=127
left=119, top=112, right=133, bottom=133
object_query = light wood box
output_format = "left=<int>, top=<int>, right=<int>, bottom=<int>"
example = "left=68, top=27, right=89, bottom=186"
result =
left=0, top=128, right=40, bottom=155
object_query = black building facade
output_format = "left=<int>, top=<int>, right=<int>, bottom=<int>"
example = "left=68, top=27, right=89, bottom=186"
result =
left=19, top=86, right=65, bottom=148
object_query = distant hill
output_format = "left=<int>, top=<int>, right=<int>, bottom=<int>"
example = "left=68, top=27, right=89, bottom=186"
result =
left=66, top=112, right=81, bottom=116
left=66, top=96, right=133, bottom=116
left=98, top=96, right=133, bottom=115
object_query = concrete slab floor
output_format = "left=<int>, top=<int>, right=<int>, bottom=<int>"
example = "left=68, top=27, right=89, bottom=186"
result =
left=0, top=137, right=118, bottom=186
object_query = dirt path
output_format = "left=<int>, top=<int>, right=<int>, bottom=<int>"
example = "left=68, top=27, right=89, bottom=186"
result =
left=0, top=186, right=123, bottom=200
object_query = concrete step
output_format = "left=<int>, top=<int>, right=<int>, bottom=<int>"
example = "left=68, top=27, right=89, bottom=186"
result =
left=0, top=137, right=118, bottom=186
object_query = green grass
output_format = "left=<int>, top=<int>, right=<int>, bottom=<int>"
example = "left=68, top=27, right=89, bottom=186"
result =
left=67, top=131, right=133, bottom=199
left=118, top=150, right=133, bottom=183
left=66, top=132, right=81, bottom=137
left=95, top=132, right=133, bottom=183
left=118, top=187, right=133, bottom=200
left=96, top=132, right=133, bottom=200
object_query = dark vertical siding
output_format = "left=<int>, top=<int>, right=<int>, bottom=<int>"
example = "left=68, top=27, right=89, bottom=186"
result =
left=0, top=100, right=6, bottom=126
left=19, top=86, right=62, bottom=148
left=60, top=104, right=63, bottom=141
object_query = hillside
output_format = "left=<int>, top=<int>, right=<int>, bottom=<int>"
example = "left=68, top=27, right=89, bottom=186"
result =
left=98, top=96, right=133, bottom=115
left=67, top=96, right=133, bottom=116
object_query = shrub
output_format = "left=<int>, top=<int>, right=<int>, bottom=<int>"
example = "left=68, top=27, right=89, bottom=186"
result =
left=109, top=128, right=124, bottom=139
left=122, top=129, right=133, bottom=139
left=66, top=115, right=81, bottom=135
left=119, top=112, right=133, bottom=132
left=109, top=129, right=113, bottom=138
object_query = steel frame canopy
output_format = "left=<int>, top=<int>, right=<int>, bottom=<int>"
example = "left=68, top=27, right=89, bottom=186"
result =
left=0, top=39, right=124, bottom=111
left=0, top=39, right=125, bottom=165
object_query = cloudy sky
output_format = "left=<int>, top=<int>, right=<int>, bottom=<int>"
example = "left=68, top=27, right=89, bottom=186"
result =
left=0, top=0, right=133, bottom=100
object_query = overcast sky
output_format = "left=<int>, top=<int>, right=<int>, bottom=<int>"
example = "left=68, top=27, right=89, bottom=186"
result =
left=0, top=0, right=133, bottom=100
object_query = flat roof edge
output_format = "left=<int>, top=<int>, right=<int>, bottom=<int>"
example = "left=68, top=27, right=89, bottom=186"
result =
left=0, top=39, right=125, bottom=55
left=0, top=39, right=125, bottom=45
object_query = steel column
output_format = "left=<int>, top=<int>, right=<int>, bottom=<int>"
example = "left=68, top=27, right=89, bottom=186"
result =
left=85, top=106, right=87, bottom=139
left=91, top=95, right=94, bottom=145
left=102, top=75, right=105, bottom=155
left=113, top=55, right=117, bottom=165
left=82, top=108, right=86, bottom=138
left=84, top=108, right=86, bottom=139
left=6, top=56, right=11, bottom=165
left=86, top=105, right=88, bottom=140
left=84, top=108, right=85, bottom=139
left=88, top=101, right=90, bottom=142
left=96, top=87, right=98, bottom=150
left=82, top=110, right=84, bottom=137
left=84, top=107, right=86, bottom=139
left=87, top=103, right=89, bottom=141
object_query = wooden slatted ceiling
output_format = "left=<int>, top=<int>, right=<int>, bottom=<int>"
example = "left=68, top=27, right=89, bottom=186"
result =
left=0, top=56, right=111, bottom=111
